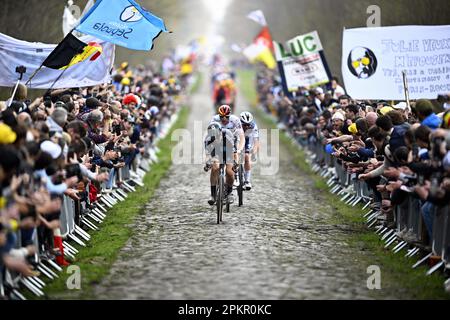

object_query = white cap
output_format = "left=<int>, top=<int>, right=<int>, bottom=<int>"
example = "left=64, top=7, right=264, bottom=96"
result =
left=332, top=111, right=345, bottom=121
left=315, top=87, right=324, bottom=95
left=40, top=140, right=62, bottom=159
left=149, top=106, right=159, bottom=115
left=393, top=102, right=408, bottom=110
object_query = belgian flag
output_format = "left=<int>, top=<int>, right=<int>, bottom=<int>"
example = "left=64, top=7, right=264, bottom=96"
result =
left=43, top=33, right=87, bottom=69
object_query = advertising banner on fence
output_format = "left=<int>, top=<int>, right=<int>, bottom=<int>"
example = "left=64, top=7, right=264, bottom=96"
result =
left=274, top=31, right=331, bottom=92
left=342, top=25, right=450, bottom=100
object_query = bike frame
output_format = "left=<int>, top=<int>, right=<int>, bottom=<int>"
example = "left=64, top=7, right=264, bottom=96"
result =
left=216, top=131, right=228, bottom=224
left=237, top=151, right=245, bottom=207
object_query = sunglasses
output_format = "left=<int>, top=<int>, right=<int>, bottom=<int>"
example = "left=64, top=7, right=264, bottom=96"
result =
left=220, top=115, right=230, bottom=119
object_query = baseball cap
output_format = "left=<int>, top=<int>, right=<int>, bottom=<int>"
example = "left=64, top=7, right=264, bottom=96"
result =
left=40, top=140, right=62, bottom=159
left=315, top=87, right=324, bottom=95
left=379, top=106, right=394, bottom=115
left=0, top=123, right=17, bottom=144
left=393, top=102, right=408, bottom=111
left=332, top=112, right=345, bottom=121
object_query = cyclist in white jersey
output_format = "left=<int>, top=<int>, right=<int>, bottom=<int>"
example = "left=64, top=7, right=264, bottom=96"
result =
left=239, top=111, right=260, bottom=190
left=205, top=105, right=244, bottom=204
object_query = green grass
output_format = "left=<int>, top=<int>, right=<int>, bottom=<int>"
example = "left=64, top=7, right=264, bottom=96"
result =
left=37, top=106, right=190, bottom=300
left=237, top=68, right=450, bottom=300
left=190, top=72, right=202, bottom=95
left=238, top=69, right=258, bottom=108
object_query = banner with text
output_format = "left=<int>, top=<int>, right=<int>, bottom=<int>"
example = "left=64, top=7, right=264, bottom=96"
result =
left=342, top=25, right=450, bottom=100
left=274, top=31, right=331, bottom=91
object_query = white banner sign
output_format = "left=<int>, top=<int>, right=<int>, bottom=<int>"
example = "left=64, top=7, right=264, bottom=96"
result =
left=274, top=31, right=330, bottom=90
left=342, top=25, right=450, bottom=100
left=0, top=32, right=115, bottom=89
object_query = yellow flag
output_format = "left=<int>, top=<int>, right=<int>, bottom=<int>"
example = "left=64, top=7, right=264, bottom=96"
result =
left=243, top=43, right=276, bottom=69
left=256, top=47, right=276, bottom=69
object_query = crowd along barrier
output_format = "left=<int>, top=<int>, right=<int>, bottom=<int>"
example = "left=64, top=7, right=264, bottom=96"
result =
left=282, top=123, right=449, bottom=289
left=0, top=113, right=179, bottom=299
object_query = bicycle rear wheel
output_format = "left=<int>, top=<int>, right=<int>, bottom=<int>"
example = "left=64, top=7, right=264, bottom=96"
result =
left=238, top=164, right=244, bottom=206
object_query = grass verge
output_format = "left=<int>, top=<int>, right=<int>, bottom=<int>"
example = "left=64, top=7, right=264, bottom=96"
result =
left=237, top=68, right=450, bottom=299
left=40, top=106, right=190, bottom=300
left=190, top=72, right=202, bottom=95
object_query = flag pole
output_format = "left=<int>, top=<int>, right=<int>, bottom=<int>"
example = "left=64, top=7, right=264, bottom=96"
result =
left=402, top=70, right=411, bottom=111
left=24, top=64, right=44, bottom=87
left=48, top=68, right=69, bottom=91
left=8, top=66, right=27, bottom=107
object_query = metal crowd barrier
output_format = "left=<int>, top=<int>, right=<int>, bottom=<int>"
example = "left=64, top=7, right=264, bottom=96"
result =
left=429, top=206, right=450, bottom=274
left=0, top=112, right=179, bottom=299
left=282, top=121, right=449, bottom=285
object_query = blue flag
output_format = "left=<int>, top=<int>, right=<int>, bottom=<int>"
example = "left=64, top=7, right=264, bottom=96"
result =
left=76, top=0, right=168, bottom=51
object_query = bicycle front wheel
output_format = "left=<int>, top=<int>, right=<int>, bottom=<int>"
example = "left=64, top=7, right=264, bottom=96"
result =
left=217, top=175, right=223, bottom=224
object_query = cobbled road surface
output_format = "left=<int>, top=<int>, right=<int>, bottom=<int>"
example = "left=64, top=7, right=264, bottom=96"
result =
left=94, top=71, right=401, bottom=299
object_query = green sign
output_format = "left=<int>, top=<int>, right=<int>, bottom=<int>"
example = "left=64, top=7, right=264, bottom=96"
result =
left=274, top=31, right=323, bottom=61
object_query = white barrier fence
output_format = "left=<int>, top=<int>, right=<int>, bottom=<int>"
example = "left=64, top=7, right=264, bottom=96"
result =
left=300, top=133, right=450, bottom=286
left=0, top=113, right=179, bottom=299
left=261, top=106, right=450, bottom=291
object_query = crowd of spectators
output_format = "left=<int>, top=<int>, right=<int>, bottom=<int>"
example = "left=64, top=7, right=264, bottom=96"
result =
left=0, top=58, right=184, bottom=296
left=256, top=66, right=450, bottom=249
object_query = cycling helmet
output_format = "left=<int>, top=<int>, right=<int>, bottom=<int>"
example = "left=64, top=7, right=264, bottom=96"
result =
left=218, top=105, right=231, bottom=117
left=207, top=121, right=222, bottom=137
left=240, top=111, right=253, bottom=124
left=208, top=121, right=222, bottom=131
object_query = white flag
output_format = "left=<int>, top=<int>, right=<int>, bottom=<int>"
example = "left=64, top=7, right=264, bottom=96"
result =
left=0, top=32, right=115, bottom=89
left=247, top=10, right=267, bottom=26
left=230, top=43, right=243, bottom=53
left=62, top=0, right=95, bottom=37
left=62, top=5, right=78, bottom=37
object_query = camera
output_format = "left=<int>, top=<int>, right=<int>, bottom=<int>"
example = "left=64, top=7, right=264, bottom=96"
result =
left=16, top=66, right=27, bottom=74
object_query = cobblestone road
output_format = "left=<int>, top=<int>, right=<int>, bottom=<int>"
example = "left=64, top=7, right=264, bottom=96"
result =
left=94, top=72, right=399, bottom=299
